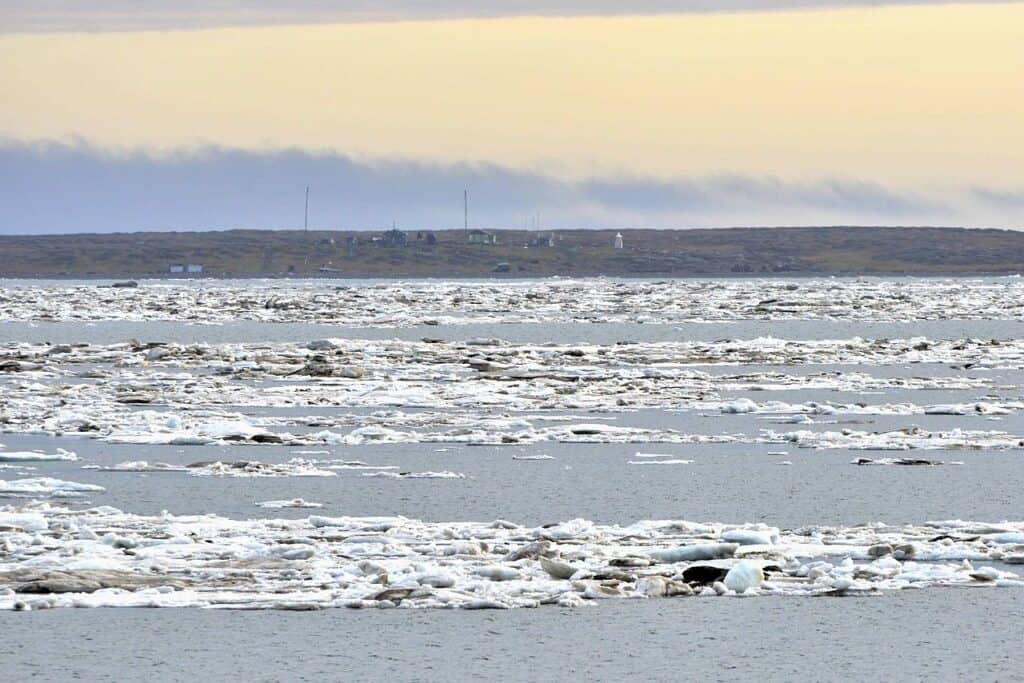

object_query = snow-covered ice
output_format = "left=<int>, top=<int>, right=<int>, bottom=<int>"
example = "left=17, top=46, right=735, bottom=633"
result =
left=2, top=503, right=1021, bottom=611
left=3, top=278, right=1024, bottom=613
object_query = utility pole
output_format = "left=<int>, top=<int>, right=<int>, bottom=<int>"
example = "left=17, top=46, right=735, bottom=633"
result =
left=464, top=189, right=468, bottom=231
left=304, top=186, right=309, bottom=231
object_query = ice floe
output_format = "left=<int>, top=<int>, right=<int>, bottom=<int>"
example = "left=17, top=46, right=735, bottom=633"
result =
left=255, top=499, right=324, bottom=509
left=627, top=459, right=694, bottom=465
left=96, top=461, right=189, bottom=473
left=7, top=278, right=1024, bottom=326
left=2, top=503, right=1022, bottom=611
left=360, top=471, right=466, bottom=479
left=0, top=449, right=77, bottom=462
left=95, top=459, right=337, bottom=478
left=3, top=333, right=1021, bottom=451
left=185, top=460, right=336, bottom=478
left=0, top=478, right=104, bottom=498
left=766, top=427, right=1024, bottom=451
left=852, top=457, right=963, bottom=466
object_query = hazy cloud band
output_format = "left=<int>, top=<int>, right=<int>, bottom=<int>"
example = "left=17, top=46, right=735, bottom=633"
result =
left=6, top=141, right=1018, bottom=234
left=2, top=1, right=1021, bottom=32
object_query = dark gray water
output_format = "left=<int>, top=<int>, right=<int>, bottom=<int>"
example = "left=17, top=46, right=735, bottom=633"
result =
left=3, top=589, right=1021, bottom=682
left=4, top=432, right=1022, bottom=527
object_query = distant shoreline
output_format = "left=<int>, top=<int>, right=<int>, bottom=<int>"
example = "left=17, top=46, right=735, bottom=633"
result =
left=3, top=226, right=1024, bottom=279
left=2, top=272, right=1022, bottom=282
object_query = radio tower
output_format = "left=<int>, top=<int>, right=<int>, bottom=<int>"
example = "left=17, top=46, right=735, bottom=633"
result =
left=304, top=186, right=309, bottom=231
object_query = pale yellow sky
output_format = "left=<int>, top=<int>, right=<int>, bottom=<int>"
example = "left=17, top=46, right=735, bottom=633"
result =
left=1, top=3, right=1022, bottom=188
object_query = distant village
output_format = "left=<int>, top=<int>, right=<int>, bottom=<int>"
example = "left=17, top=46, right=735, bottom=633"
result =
left=166, top=228, right=627, bottom=276
left=5, top=226, right=1017, bottom=279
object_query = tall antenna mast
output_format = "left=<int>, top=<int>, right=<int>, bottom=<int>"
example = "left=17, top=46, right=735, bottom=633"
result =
left=304, top=186, right=309, bottom=231
left=464, top=189, right=468, bottom=231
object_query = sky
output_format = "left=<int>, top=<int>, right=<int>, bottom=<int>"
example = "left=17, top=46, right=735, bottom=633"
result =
left=1, top=1, right=1023, bottom=233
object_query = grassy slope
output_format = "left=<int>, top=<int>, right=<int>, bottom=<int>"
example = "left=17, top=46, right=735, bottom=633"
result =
left=1, top=227, right=1023, bottom=277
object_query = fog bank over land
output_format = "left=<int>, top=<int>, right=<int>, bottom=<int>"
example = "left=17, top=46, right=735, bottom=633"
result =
left=4, top=142, right=1021, bottom=234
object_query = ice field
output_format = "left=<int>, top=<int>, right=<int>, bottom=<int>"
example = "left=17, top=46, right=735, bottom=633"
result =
left=3, top=277, right=1024, bottom=680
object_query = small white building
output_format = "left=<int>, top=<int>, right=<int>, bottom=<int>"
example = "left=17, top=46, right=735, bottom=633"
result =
left=186, top=264, right=203, bottom=274
left=614, top=232, right=624, bottom=249
left=169, top=264, right=185, bottom=274
left=467, top=229, right=498, bottom=245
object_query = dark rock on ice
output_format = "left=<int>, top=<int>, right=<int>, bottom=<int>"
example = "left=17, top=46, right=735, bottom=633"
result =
left=681, top=565, right=729, bottom=585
